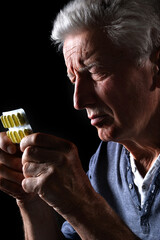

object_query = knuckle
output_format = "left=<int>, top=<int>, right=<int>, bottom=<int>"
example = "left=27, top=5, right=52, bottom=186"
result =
left=26, top=146, right=34, bottom=155
left=31, top=132, right=43, bottom=145
left=22, top=146, right=32, bottom=164
left=23, top=162, right=30, bottom=173
left=22, top=179, right=29, bottom=192
left=65, top=142, right=78, bottom=160
left=36, top=165, right=56, bottom=197
left=63, top=140, right=76, bottom=154
left=24, top=146, right=35, bottom=158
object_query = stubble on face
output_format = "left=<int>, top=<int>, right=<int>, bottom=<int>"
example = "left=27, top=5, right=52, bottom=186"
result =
left=63, top=29, right=160, bottom=144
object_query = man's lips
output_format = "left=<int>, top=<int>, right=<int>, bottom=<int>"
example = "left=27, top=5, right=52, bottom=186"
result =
left=89, top=114, right=113, bottom=127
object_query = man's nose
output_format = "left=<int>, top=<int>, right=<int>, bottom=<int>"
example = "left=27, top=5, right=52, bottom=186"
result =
left=73, top=76, right=95, bottom=110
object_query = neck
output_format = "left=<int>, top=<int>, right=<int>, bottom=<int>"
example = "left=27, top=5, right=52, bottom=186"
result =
left=120, top=137, right=160, bottom=177
left=119, top=110, right=160, bottom=176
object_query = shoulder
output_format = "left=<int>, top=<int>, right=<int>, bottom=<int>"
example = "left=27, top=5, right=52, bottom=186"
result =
left=89, top=141, right=124, bottom=169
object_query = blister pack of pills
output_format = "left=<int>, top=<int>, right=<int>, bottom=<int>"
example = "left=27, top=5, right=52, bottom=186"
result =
left=0, top=108, right=32, bottom=144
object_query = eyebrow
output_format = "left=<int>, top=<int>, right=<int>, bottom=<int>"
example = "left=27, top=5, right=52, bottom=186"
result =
left=79, top=62, right=101, bottom=72
left=67, top=62, right=102, bottom=79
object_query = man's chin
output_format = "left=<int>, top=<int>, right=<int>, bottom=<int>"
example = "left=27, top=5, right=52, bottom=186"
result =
left=96, top=125, right=120, bottom=142
left=97, top=126, right=114, bottom=142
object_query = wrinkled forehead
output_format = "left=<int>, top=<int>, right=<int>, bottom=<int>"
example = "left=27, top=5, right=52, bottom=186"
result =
left=63, top=29, right=125, bottom=68
left=63, top=30, right=97, bottom=65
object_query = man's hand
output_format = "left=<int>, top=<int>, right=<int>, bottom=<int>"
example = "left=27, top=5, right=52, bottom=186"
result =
left=0, top=131, right=140, bottom=240
left=0, top=132, right=72, bottom=239
left=0, top=132, right=28, bottom=200
left=20, top=132, right=91, bottom=215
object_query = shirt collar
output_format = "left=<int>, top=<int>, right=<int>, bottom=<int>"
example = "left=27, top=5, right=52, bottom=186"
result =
left=129, top=153, right=160, bottom=207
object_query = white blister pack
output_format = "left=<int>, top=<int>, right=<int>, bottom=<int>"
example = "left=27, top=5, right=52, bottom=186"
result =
left=0, top=108, right=32, bottom=143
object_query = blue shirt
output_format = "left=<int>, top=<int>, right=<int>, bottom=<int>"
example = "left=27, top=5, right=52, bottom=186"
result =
left=61, top=141, right=160, bottom=240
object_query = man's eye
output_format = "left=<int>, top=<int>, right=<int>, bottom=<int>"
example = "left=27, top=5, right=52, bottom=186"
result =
left=89, top=66, right=109, bottom=80
left=91, top=72, right=110, bottom=81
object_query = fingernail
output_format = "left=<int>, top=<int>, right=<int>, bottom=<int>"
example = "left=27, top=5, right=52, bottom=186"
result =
left=7, top=145, right=16, bottom=154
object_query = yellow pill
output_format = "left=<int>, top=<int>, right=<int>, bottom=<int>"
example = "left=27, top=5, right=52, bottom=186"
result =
left=4, top=116, right=11, bottom=128
left=13, top=131, right=21, bottom=143
left=12, top=114, right=19, bottom=127
left=24, top=129, right=32, bottom=136
left=0, top=116, right=8, bottom=128
left=7, top=115, right=14, bottom=128
left=6, top=131, right=10, bottom=139
left=8, top=131, right=17, bottom=143
left=18, top=130, right=25, bottom=140
left=17, top=113, right=26, bottom=125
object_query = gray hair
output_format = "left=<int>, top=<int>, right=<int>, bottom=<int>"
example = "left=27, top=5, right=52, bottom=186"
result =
left=51, top=0, right=160, bottom=64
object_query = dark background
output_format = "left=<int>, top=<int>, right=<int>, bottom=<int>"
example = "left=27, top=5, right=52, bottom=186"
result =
left=0, top=1, right=100, bottom=238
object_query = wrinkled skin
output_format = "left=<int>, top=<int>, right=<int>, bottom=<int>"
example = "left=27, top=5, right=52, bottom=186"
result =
left=0, top=132, right=93, bottom=215
left=63, top=30, right=160, bottom=145
left=0, top=28, right=159, bottom=240
left=0, top=30, right=159, bottom=209
left=21, top=132, right=93, bottom=214
left=0, top=132, right=27, bottom=200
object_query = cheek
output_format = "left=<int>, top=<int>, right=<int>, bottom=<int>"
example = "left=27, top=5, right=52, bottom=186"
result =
left=95, top=79, right=124, bottom=114
left=95, top=78, right=141, bottom=124
left=95, top=79, right=115, bottom=103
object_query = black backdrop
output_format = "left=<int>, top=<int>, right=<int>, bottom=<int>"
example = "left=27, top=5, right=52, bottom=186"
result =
left=1, top=1, right=100, bottom=238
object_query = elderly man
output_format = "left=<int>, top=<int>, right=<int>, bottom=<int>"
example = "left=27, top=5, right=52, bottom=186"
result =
left=0, top=0, right=160, bottom=239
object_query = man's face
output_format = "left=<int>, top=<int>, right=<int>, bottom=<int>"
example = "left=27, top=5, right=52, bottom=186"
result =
left=63, top=30, right=159, bottom=143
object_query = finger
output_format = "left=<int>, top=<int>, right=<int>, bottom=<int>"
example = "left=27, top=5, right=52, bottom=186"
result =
left=20, top=132, right=74, bottom=153
left=22, top=145, right=65, bottom=165
left=23, top=162, right=52, bottom=178
left=22, top=177, right=38, bottom=194
left=0, top=163, right=24, bottom=184
left=0, top=132, right=17, bottom=154
left=0, top=150, right=22, bottom=172
left=0, top=178, right=27, bottom=200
